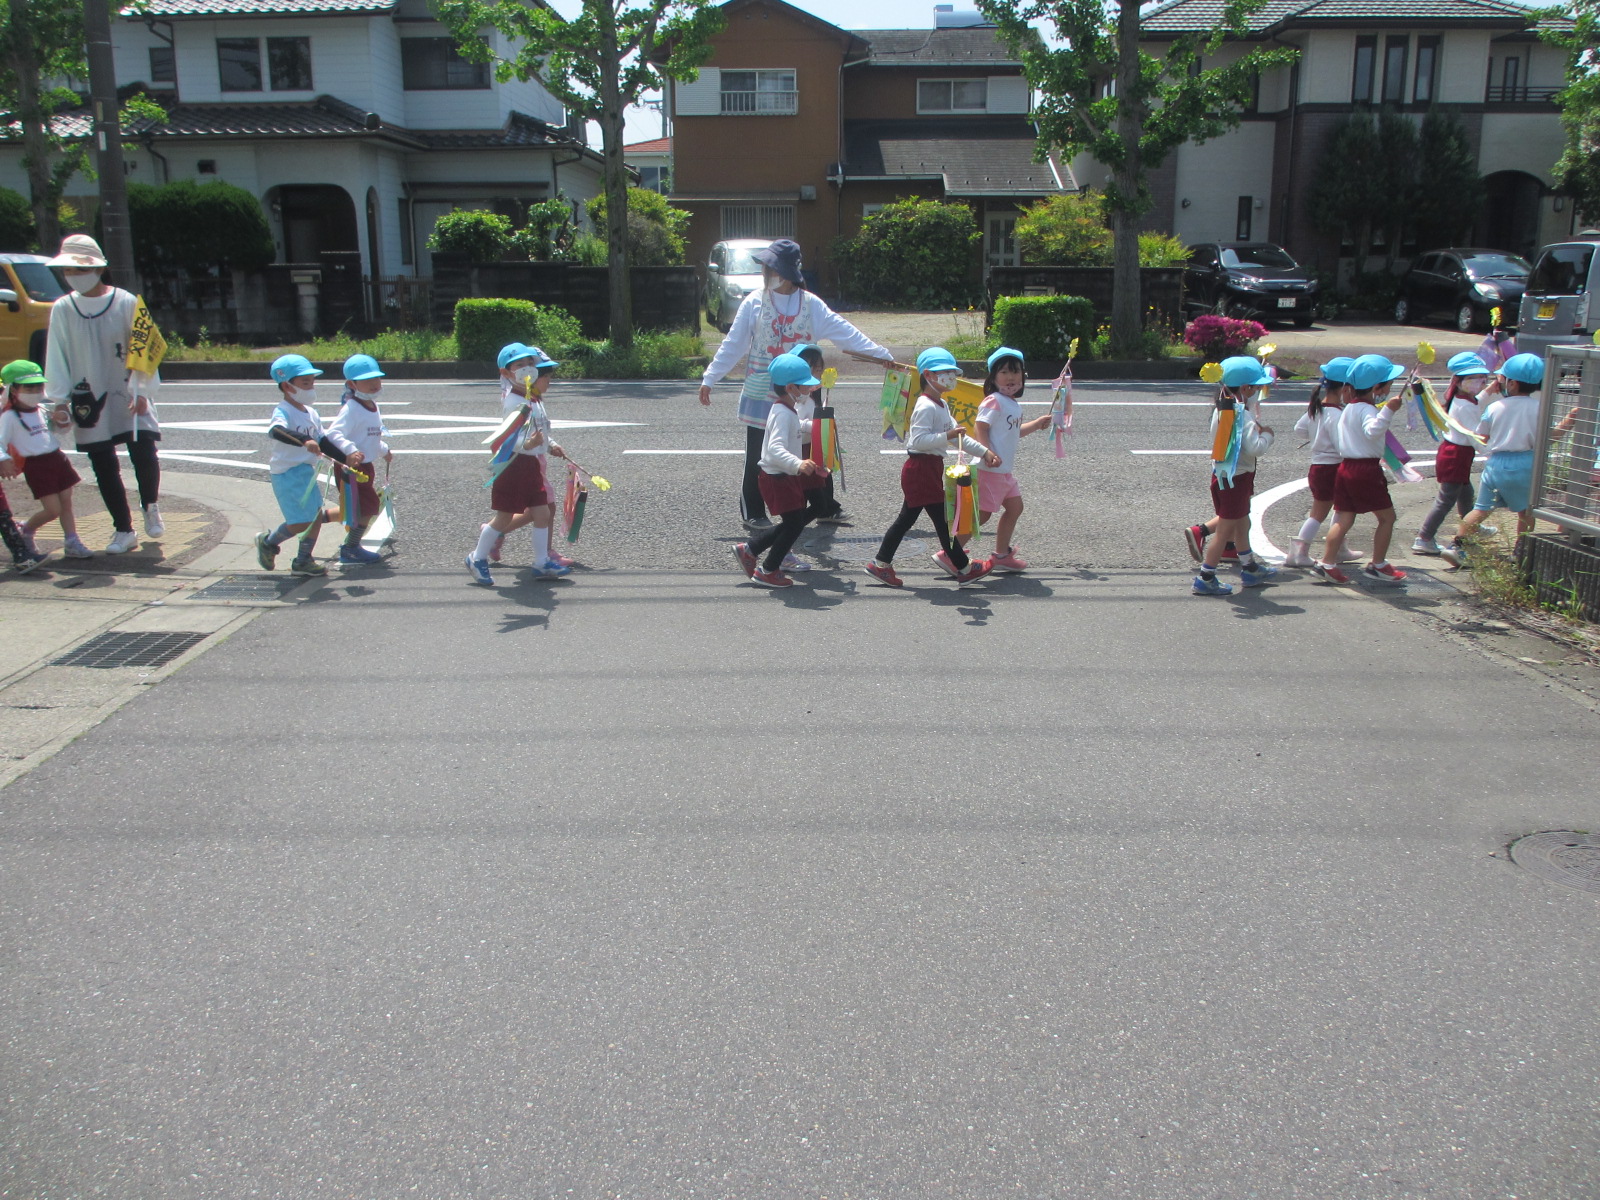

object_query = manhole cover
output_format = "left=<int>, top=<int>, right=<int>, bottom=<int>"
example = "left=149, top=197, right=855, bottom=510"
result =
left=810, top=533, right=926, bottom=563
left=52, top=631, right=209, bottom=670
left=190, top=574, right=303, bottom=602
left=1509, top=831, right=1600, bottom=896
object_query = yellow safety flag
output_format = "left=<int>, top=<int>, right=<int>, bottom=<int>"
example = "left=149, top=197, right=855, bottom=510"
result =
left=126, top=296, right=168, bottom=374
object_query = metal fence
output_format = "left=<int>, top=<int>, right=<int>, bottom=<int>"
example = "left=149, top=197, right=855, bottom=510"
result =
left=1532, top=345, right=1600, bottom=537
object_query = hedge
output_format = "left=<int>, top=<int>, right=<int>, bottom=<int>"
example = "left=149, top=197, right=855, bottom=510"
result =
left=453, top=298, right=583, bottom=363
left=990, top=295, right=1096, bottom=361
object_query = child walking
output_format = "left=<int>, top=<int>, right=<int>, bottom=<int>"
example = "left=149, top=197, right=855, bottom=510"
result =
left=864, top=347, right=999, bottom=588
left=466, top=343, right=571, bottom=586
left=1314, top=353, right=1408, bottom=584
left=1413, top=351, right=1490, bottom=555
left=958, top=345, right=1051, bottom=572
left=256, top=354, right=339, bottom=576
left=733, top=353, right=831, bottom=588
left=791, top=343, right=848, bottom=529
left=0, top=358, right=85, bottom=563
left=1284, top=357, right=1362, bottom=568
left=325, top=353, right=391, bottom=566
left=1193, top=356, right=1276, bottom=596
left=1441, top=352, right=1546, bottom=566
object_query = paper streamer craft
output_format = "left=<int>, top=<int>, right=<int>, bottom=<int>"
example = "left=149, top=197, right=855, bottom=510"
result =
left=945, top=376, right=985, bottom=434
left=1383, top=431, right=1425, bottom=483
left=879, top=367, right=915, bottom=441
left=1410, top=378, right=1448, bottom=443
left=812, top=405, right=842, bottom=472
left=1049, top=363, right=1073, bottom=459
left=343, top=470, right=360, bottom=535
left=1212, top=403, right=1243, bottom=488
left=944, top=462, right=980, bottom=542
left=563, top=462, right=586, bottom=543
left=1476, top=329, right=1516, bottom=371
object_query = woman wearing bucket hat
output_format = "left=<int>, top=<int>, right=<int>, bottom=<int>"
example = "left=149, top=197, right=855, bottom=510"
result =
left=698, top=238, right=892, bottom=531
left=43, top=234, right=163, bottom=553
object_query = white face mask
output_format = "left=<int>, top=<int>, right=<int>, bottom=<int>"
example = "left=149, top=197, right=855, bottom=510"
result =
left=929, top=370, right=958, bottom=392
left=65, top=271, right=101, bottom=294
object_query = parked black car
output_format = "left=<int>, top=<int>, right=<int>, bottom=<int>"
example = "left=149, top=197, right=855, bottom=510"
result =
left=1394, top=248, right=1531, bottom=333
left=1183, top=242, right=1319, bottom=327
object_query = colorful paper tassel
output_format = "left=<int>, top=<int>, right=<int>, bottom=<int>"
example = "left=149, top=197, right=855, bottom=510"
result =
left=1212, top=403, right=1243, bottom=488
left=563, top=462, right=586, bottom=543
left=879, top=367, right=915, bottom=441
left=812, top=407, right=842, bottom=472
left=1049, top=365, right=1073, bottom=459
left=1383, top=431, right=1425, bottom=483
left=1410, top=378, right=1448, bottom=443
left=944, top=463, right=980, bottom=542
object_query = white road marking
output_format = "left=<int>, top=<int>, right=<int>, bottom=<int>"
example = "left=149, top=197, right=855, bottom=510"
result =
left=159, top=452, right=270, bottom=470
left=1251, top=456, right=1441, bottom=560
left=623, top=449, right=743, bottom=455
left=1131, top=449, right=1209, bottom=455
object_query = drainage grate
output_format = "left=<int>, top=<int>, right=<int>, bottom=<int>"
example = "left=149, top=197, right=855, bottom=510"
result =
left=1509, top=831, right=1600, bottom=896
left=190, top=574, right=304, bottom=602
left=53, top=631, right=209, bottom=669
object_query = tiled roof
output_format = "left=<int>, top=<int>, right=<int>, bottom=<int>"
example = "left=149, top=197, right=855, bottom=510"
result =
left=414, top=112, right=581, bottom=150
left=841, top=119, right=1068, bottom=196
left=624, top=137, right=673, bottom=154
left=850, top=27, right=1019, bottom=65
left=125, top=0, right=393, bottom=16
left=1141, top=0, right=1538, bottom=34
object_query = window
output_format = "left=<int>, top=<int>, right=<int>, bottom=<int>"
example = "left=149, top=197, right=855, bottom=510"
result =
left=217, top=38, right=262, bottom=92
left=637, top=165, right=670, bottom=194
left=198, top=159, right=217, bottom=174
left=149, top=45, right=175, bottom=85
left=1414, top=36, right=1439, bottom=103
left=268, top=37, right=312, bottom=90
left=1235, top=197, right=1253, bottom=242
left=1352, top=35, right=1376, bottom=102
left=862, top=203, right=885, bottom=219
left=1381, top=36, right=1407, bottom=104
left=720, top=204, right=795, bottom=240
left=719, top=70, right=797, bottom=114
left=1502, top=55, right=1520, bottom=97
left=917, top=78, right=988, bottom=113
left=401, top=38, right=491, bottom=90
left=398, top=198, right=414, bottom=266
left=1528, top=245, right=1593, bottom=295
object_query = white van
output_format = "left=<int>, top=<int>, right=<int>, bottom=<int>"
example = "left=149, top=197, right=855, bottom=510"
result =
left=1517, top=232, right=1600, bottom=357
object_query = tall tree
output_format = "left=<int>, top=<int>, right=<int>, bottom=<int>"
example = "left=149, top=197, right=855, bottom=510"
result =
left=1412, top=110, right=1484, bottom=250
left=436, top=0, right=723, bottom=347
left=1306, top=109, right=1420, bottom=268
left=977, top=0, right=1297, bottom=356
left=1543, top=0, right=1600, bottom=222
left=0, top=0, right=88, bottom=252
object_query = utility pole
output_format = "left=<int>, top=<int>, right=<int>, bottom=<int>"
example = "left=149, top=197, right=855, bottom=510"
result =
left=82, top=0, right=135, bottom=282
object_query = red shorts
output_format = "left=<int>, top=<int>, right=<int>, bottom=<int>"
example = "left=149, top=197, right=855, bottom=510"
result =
left=1307, top=463, right=1339, bottom=504
left=1434, top=440, right=1476, bottom=486
left=1210, top=470, right=1255, bottom=520
left=21, top=449, right=80, bottom=499
left=758, top=470, right=809, bottom=515
left=489, top=453, right=550, bottom=513
left=335, top=459, right=381, bottom=522
left=1333, top=457, right=1392, bottom=514
left=901, top=453, right=945, bottom=507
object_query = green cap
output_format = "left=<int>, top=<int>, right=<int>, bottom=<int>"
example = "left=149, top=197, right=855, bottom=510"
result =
left=1, top=360, right=45, bottom=386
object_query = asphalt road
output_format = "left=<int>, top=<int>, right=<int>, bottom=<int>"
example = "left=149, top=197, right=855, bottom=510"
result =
left=4, top=377, right=1598, bottom=1199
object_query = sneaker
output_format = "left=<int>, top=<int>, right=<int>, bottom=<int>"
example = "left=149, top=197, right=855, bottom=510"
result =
left=1192, top=573, right=1234, bottom=596
left=1480, top=523, right=1499, bottom=536
left=481, top=523, right=505, bottom=563
left=1440, top=541, right=1468, bottom=568
left=734, top=542, right=758, bottom=578
left=1338, top=546, right=1365, bottom=563
left=63, top=535, right=93, bottom=559
left=781, top=552, right=811, bottom=572
left=864, top=560, right=902, bottom=587
left=255, top=531, right=279, bottom=570
left=1220, top=541, right=1239, bottom=560
left=14, top=548, right=49, bottom=574
left=1184, top=524, right=1207, bottom=561
left=750, top=567, right=794, bottom=588
left=338, top=544, right=382, bottom=565
left=1239, top=561, right=1278, bottom=587
left=143, top=504, right=164, bottom=537
left=548, top=548, right=577, bottom=569
left=290, top=556, right=326, bottom=576
left=742, top=516, right=774, bottom=533
left=816, top=509, right=851, bottom=525
left=955, top=560, right=992, bottom=585
left=1362, top=561, right=1407, bottom=583
left=1282, top=548, right=1316, bottom=568
left=1311, top=561, right=1351, bottom=584
left=105, top=530, right=138, bottom=554
left=1412, top=536, right=1442, bottom=556
left=465, top=552, right=494, bottom=586
left=530, top=561, right=573, bottom=579
left=932, top=549, right=961, bottom=578
left=988, top=547, right=1029, bottom=573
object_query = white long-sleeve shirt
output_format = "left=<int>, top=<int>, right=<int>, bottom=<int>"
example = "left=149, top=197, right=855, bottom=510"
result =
left=1442, top=390, right=1486, bottom=448
left=1211, top=405, right=1273, bottom=473
left=325, top=389, right=389, bottom=464
left=501, top=379, right=552, bottom=460
left=0, top=406, right=61, bottom=458
left=43, top=287, right=160, bottom=445
left=906, top=393, right=987, bottom=458
left=758, top=400, right=810, bottom=475
left=1337, top=399, right=1398, bottom=459
left=701, top=289, right=888, bottom=387
left=1293, top=406, right=1343, bottom=465
left=266, top=398, right=325, bottom=474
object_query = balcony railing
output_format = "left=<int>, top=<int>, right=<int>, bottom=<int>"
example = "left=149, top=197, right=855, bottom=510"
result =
left=1485, top=84, right=1561, bottom=103
left=719, top=90, right=798, bottom=115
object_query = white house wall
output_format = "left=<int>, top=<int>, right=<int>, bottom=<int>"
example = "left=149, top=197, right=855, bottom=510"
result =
left=1296, top=31, right=1352, bottom=103
left=1442, top=31, right=1493, bottom=103
left=1171, top=122, right=1277, bottom=244
left=1480, top=113, right=1567, bottom=187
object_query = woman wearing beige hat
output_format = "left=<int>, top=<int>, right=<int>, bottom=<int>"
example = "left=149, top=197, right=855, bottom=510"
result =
left=44, top=234, right=163, bottom=553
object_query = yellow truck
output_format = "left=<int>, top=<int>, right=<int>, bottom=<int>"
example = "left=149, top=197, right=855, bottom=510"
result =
left=0, top=253, right=64, bottom=366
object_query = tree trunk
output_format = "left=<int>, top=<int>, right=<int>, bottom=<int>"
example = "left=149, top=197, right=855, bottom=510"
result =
left=1109, top=0, right=1144, bottom=358
left=6, top=24, right=60, bottom=252
left=597, top=8, right=633, bottom=348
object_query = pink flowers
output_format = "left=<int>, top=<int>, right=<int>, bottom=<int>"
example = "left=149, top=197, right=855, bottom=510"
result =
left=1182, top=315, right=1267, bottom=361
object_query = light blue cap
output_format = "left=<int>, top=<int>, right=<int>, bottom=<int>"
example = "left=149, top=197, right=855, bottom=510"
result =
left=916, top=346, right=959, bottom=374
left=1498, top=352, right=1545, bottom=385
left=986, top=345, right=1026, bottom=372
left=342, top=353, right=384, bottom=381
left=524, top=345, right=560, bottom=371
left=1446, top=351, right=1490, bottom=377
left=769, top=352, right=821, bottom=388
left=497, top=342, right=532, bottom=370
left=1219, top=355, right=1273, bottom=387
left=270, top=353, right=321, bottom=384
left=1320, top=356, right=1356, bottom=384
left=1346, top=353, right=1407, bottom=391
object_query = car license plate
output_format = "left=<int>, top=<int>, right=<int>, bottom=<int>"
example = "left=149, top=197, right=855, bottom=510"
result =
left=1538, top=302, right=1557, bottom=320
left=1277, top=297, right=1296, bottom=309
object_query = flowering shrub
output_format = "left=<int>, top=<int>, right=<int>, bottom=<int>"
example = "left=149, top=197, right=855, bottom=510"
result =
left=1182, top=314, right=1267, bottom=360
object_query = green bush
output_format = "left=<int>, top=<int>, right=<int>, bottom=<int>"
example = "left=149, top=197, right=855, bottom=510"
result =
left=1138, top=232, right=1189, bottom=267
left=585, top=188, right=690, bottom=266
left=836, top=198, right=981, bottom=307
left=570, top=233, right=607, bottom=266
left=1345, top=269, right=1400, bottom=314
left=0, top=186, right=36, bottom=251
left=990, top=295, right=1096, bottom=360
left=126, top=180, right=274, bottom=275
left=453, top=298, right=584, bottom=362
left=427, top=210, right=513, bottom=261
left=566, top=330, right=702, bottom=379
left=1014, top=192, right=1112, bottom=266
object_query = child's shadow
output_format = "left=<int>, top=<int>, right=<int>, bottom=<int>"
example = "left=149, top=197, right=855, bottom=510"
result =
left=985, top=575, right=1055, bottom=600
left=497, top=586, right=559, bottom=633
left=913, top=583, right=994, bottom=626
left=1226, top=585, right=1305, bottom=620
left=769, top=571, right=854, bottom=611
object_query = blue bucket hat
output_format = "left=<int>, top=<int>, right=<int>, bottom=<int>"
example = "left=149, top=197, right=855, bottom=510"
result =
left=1346, top=354, right=1406, bottom=392
left=769, top=352, right=821, bottom=388
left=752, top=239, right=804, bottom=286
left=270, top=353, right=322, bottom=385
left=1446, top=351, right=1490, bottom=377
left=497, top=342, right=532, bottom=370
left=1320, top=356, right=1355, bottom=384
left=986, top=345, right=1026, bottom=373
left=342, top=353, right=385, bottom=381
left=1219, top=355, right=1273, bottom=388
left=1498, top=352, right=1545, bottom=385
left=791, top=342, right=821, bottom=360
left=916, top=346, right=959, bottom=374
left=524, top=345, right=560, bottom=372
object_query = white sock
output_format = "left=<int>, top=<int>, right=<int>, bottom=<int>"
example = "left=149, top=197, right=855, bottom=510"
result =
left=474, top=524, right=500, bottom=561
left=1297, top=516, right=1323, bottom=544
left=532, top=525, right=551, bottom=565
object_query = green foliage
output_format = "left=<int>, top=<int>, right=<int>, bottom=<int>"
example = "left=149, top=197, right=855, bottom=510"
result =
left=0, top=0, right=88, bottom=251
left=563, top=331, right=702, bottom=378
left=1413, top=112, right=1484, bottom=249
left=586, top=187, right=690, bottom=265
left=162, top=328, right=459, bottom=362
left=1306, top=110, right=1420, bottom=265
left=570, top=233, right=608, bottom=266
left=512, top=196, right=579, bottom=261
left=1346, top=269, right=1401, bottom=313
left=453, top=298, right=584, bottom=361
left=126, top=180, right=275, bottom=276
left=990, top=294, right=1096, bottom=360
left=836, top=198, right=982, bottom=307
left=427, top=210, right=514, bottom=261
left=1542, top=0, right=1600, bottom=222
left=0, top=186, right=36, bottom=249
left=1015, top=192, right=1111, bottom=265
left=1138, top=231, right=1189, bottom=267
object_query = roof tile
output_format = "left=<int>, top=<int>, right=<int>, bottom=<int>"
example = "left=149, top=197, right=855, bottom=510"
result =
left=127, top=0, right=393, bottom=16
left=850, top=27, right=1019, bottom=65
left=842, top=118, right=1066, bottom=196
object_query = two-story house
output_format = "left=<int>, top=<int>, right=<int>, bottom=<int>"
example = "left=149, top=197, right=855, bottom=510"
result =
left=0, top=0, right=606, bottom=281
left=662, top=0, right=1071, bottom=290
left=1110, top=0, right=1577, bottom=268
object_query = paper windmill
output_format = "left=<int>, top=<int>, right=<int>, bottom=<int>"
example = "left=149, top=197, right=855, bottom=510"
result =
left=1199, top=362, right=1224, bottom=384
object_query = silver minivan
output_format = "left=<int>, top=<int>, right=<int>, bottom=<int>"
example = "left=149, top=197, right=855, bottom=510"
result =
left=704, top=239, right=769, bottom=332
left=1517, top=233, right=1600, bottom=357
